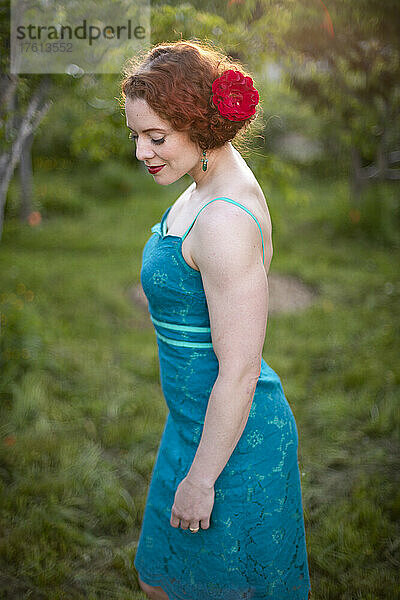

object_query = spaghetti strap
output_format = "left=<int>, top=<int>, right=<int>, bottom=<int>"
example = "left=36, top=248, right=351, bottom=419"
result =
left=181, top=197, right=265, bottom=264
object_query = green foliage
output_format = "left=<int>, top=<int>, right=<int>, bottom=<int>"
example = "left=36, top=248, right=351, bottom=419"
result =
left=0, top=286, right=46, bottom=403
left=279, top=0, right=400, bottom=161
left=35, top=176, right=88, bottom=218
left=150, top=2, right=244, bottom=51
left=301, top=175, right=400, bottom=249
left=356, top=181, right=400, bottom=247
left=32, top=87, right=85, bottom=160
left=30, top=73, right=133, bottom=165
left=77, top=160, right=139, bottom=202
left=5, top=170, right=89, bottom=219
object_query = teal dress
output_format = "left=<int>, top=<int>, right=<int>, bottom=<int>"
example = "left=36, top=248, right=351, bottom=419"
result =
left=134, top=198, right=311, bottom=600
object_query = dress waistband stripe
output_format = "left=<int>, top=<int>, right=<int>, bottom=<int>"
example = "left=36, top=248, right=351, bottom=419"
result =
left=150, top=314, right=213, bottom=348
left=154, top=329, right=214, bottom=348
left=150, top=315, right=211, bottom=333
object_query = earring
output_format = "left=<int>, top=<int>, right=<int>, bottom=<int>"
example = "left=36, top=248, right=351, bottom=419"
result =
left=201, top=149, right=208, bottom=172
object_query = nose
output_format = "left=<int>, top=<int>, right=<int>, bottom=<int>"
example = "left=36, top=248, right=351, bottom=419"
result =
left=135, top=137, right=157, bottom=162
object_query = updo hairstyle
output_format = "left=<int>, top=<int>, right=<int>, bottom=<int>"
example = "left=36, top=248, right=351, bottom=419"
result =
left=120, top=40, right=261, bottom=151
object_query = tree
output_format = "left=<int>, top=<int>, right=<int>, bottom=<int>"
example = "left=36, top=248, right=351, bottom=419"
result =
left=274, top=0, right=400, bottom=202
left=0, top=73, right=53, bottom=240
left=0, top=0, right=53, bottom=240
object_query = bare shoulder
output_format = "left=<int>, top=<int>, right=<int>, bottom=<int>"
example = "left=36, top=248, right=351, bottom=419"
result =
left=191, top=186, right=273, bottom=274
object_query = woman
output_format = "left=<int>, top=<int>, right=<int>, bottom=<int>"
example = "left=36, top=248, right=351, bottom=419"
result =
left=120, top=40, right=311, bottom=600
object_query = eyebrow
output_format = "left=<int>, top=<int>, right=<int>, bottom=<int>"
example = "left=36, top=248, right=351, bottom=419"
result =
left=127, top=125, right=168, bottom=134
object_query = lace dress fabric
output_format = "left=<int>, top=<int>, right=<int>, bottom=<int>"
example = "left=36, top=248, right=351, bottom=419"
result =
left=134, top=198, right=311, bottom=599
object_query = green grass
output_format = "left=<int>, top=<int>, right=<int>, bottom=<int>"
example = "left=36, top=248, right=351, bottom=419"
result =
left=0, top=164, right=399, bottom=599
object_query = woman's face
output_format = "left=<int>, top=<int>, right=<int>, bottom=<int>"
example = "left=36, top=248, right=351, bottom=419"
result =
left=125, top=97, right=202, bottom=185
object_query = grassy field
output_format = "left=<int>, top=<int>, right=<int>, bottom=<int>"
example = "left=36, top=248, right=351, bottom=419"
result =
left=0, top=161, right=399, bottom=599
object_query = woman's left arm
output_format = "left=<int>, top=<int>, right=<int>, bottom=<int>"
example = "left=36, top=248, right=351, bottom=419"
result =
left=185, top=204, right=269, bottom=488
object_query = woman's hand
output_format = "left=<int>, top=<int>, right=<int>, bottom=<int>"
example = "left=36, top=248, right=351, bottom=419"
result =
left=170, top=475, right=215, bottom=531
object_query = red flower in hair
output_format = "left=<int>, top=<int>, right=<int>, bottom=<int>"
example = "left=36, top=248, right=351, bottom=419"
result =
left=212, top=69, right=259, bottom=121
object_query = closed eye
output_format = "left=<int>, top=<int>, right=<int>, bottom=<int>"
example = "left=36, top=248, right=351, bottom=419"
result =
left=128, top=132, right=165, bottom=145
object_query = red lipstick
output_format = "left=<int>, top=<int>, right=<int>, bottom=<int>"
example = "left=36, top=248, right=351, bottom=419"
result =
left=147, top=165, right=165, bottom=174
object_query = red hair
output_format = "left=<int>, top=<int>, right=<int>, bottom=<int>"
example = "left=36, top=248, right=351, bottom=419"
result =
left=120, top=40, right=261, bottom=151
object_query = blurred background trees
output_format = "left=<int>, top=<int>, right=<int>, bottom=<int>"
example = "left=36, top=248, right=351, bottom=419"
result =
left=1, top=0, right=398, bottom=242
